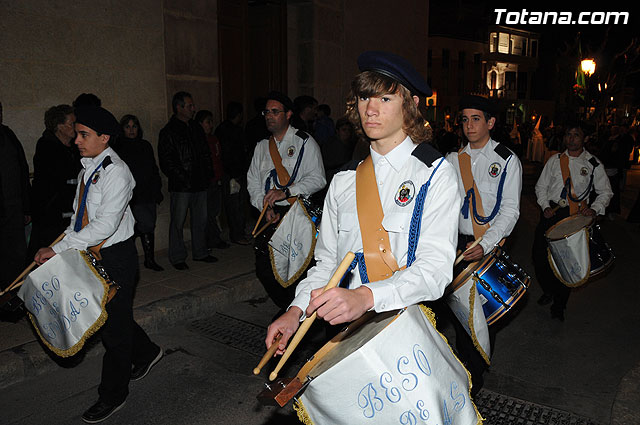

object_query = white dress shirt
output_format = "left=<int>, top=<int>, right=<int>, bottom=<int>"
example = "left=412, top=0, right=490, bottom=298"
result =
left=446, top=138, right=522, bottom=254
left=53, top=147, right=135, bottom=253
left=247, top=125, right=326, bottom=210
left=535, top=149, right=613, bottom=215
left=290, top=137, right=461, bottom=315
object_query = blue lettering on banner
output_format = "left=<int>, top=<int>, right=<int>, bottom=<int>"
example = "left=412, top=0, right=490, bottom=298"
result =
left=280, top=233, right=305, bottom=262
left=356, top=343, right=468, bottom=423
left=29, top=275, right=91, bottom=341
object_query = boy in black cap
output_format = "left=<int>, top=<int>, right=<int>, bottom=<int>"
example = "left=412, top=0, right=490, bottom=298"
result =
left=35, top=106, right=162, bottom=423
left=266, top=51, right=461, bottom=360
left=444, top=94, right=522, bottom=394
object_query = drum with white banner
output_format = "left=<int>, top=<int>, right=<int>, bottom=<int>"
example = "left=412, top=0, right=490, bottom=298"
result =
left=290, top=305, right=481, bottom=425
left=17, top=249, right=115, bottom=357
left=268, top=198, right=318, bottom=288
left=545, top=215, right=614, bottom=287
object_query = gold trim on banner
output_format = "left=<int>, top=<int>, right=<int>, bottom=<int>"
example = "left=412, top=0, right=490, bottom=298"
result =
left=269, top=198, right=318, bottom=288
left=468, top=283, right=491, bottom=365
left=28, top=250, right=111, bottom=358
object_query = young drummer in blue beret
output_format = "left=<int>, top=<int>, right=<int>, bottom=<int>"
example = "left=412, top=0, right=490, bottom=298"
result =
left=266, top=51, right=461, bottom=355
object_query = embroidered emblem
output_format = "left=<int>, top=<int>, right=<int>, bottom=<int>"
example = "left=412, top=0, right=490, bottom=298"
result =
left=488, top=162, right=502, bottom=178
left=395, top=180, right=415, bottom=207
left=580, top=167, right=589, bottom=176
left=287, top=146, right=296, bottom=157
left=92, top=171, right=101, bottom=184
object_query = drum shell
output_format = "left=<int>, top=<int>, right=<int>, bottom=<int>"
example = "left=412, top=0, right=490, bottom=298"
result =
left=449, top=248, right=530, bottom=325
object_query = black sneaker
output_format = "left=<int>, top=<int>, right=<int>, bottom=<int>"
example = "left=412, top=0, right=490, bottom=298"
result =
left=81, top=399, right=126, bottom=423
left=131, top=347, right=163, bottom=381
left=173, top=262, right=189, bottom=270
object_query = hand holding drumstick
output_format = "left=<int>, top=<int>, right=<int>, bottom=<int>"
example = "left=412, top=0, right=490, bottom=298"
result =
left=454, top=236, right=483, bottom=265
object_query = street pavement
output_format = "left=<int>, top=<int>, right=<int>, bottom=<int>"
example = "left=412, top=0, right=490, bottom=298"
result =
left=1, top=160, right=639, bottom=424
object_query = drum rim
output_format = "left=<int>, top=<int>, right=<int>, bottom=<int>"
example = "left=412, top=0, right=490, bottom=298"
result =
left=545, top=214, right=595, bottom=241
left=449, top=247, right=501, bottom=292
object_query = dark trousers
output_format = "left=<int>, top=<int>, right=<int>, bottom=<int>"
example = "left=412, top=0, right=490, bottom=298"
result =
left=0, top=203, right=27, bottom=290
left=131, top=202, right=157, bottom=235
left=98, top=237, right=159, bottom=405
left=223, top=179, right=248, bottom=242
left=532, top=207, right=571, bottom=313
left=206, top=182, right=224, bottom=246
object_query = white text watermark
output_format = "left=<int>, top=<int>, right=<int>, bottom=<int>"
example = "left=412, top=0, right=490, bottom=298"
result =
left=494, top=9, right=629, bottom=25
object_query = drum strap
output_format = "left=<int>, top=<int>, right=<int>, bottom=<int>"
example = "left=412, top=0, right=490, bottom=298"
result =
left=267, top=136, right=303, bottom=206
left=458, top=151, right=489, bottom=239
left=75, top=162, right=108, bottom=260
left=355, top=155, right=401, bottom=282
left=559, top=153, right=581, bottom=215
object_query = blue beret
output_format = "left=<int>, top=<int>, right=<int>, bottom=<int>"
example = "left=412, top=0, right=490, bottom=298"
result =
left=459, top=95, right=498, bottom=116
left=75, top=106, right=120, bottom=136
left=266, top=91, right=294, bottom=112
left=357, top=51, right=432, bottom=97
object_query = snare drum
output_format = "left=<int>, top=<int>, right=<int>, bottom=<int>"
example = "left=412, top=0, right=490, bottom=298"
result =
left=265, top=305, right=481, bottom=425
left=545, top=215, right=614, bottom=287
left=17, top=249, right=116, bottom=357
left=449, top=247, right=530, bottom=326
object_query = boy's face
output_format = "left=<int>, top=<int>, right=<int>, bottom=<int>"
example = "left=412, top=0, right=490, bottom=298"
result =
left=461, top=108, right=495, bottom=145
left=357, top=92, right=406, bottom=144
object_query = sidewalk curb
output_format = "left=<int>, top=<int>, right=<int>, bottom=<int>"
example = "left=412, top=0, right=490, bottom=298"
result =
left=0, top=271, right=265, bottom=389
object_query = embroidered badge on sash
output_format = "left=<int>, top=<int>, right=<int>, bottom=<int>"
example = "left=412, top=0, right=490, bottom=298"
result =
left=580, top=167, right=589, bottom=176
left=488, top=162, right=502, bottom=178
left=287, top=146, right=296, bottom=157
left=395, top=180, right=415, bottom=207
left=92, top=171, right=101, bottom=184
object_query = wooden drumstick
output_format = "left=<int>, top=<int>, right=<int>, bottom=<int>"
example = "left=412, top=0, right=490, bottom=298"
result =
left=269, top=251, right=356, bottom=382
left=252, top=203, right=270, bottom=236
left=253, top=334, right=282, bottom=375
left=0, top=233, right=65, bottom=296
left=253, top=216, right=277, bottom=239
left=549, top=199, right=568, bottom=214
left=454, top=236, right=483, bottom=266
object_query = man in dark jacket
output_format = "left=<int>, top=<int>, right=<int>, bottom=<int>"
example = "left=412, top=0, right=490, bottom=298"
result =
left=158, top=91, right=217, bottom=270
left=0, top=101, right=31, bottom=290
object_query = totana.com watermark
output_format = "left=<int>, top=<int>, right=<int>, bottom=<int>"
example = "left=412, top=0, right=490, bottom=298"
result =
left=494, top=9, right=629, bottom=25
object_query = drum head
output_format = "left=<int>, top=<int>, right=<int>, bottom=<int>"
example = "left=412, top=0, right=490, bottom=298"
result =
left=545, top=215, right=594, bottom=240
left=306, top=310, right=398, bottom=379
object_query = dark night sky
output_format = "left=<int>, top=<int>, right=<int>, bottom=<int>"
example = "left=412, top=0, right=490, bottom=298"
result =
left=429, top=0, right=640, bottom=102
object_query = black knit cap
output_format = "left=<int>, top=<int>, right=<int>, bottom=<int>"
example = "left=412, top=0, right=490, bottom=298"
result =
left=266, top=91, right=294, bottom=112
left=75, top=106, right=120, bottom=136
left=459, top=95, right=498, bottom=116
left=357, top=51, right=432, bottom=97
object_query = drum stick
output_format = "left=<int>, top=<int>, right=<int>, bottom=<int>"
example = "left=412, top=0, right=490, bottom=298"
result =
left=252, top=203, right=269, bottom=236
left=269, top=251, right=356, bottom=382
left=253, top=216, right=277, bottom=239
left=0, top=232, right=65, bottom=296
left=454, top=236, right=483, bottom=266
left=253, top=334, right=282, bottom=375
left=549, top=199, right=568, bottom=214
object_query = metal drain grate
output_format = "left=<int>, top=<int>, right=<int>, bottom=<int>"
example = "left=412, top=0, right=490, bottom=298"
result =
left=474, top=389, right=601, bottom=425
left=191, top=314, right=601, bottom=424
left=190, top=313, right=267, bottom=356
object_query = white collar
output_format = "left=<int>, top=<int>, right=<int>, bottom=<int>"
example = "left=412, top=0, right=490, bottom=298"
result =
left=369, top=136, right=415, bottom=173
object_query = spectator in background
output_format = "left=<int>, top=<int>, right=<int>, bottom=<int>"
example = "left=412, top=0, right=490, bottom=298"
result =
left=29, top=105, right=81, bottom=258
left=291, top=95, right=318, bottom=133
left=158, top=91, right=217, bottom=270
left=313, top=104, right=335, bottom=147
left=215, top=102, right=252, bottom=245
left=0, top=101, right=31, bottom=290
left=196, top=109, right=229, bottom=250
left=245, top=97, right=269, bottom=157
left=113, top=115, right=165, bottom=271
left=321, top=116, right=356, bottom=184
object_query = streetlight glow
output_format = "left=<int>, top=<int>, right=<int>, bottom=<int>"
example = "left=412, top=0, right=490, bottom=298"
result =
left=581, top=59, right=596, bottom=77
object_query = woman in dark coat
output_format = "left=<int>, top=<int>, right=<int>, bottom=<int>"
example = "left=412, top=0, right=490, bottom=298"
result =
left=114, top=115, right=164, bottom=271
left=29, top=104, right=81, bottom=256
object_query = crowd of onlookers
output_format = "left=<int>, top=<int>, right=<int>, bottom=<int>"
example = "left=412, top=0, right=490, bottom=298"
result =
left=2, top=90, right=639, bottom=292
